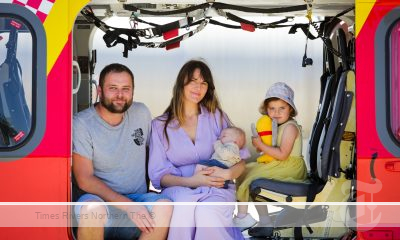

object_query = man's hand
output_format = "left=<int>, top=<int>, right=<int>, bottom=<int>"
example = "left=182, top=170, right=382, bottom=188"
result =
left=125, top=205, right=156, bottom=234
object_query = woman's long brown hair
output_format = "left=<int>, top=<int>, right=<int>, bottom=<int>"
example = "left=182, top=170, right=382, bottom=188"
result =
left=160, top=60, right=228, bottom=144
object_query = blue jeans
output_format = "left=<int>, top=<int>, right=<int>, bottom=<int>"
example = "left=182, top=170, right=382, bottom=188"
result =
left=75, top=192, right=170, bottom=239
left=198, top=159, right=234, bottom=189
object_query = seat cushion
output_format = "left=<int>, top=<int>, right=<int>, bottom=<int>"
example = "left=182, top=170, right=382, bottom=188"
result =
left=250, top=178, right=312, bottom=197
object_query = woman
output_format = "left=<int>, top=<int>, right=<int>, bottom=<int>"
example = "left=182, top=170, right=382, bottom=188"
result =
left=149, top=60, right=250, bottom=239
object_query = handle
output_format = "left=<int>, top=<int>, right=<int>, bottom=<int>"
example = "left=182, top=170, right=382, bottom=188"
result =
left=72, top=60, right=81, bottom=94
left=251, top=123, right=258, bottom=138
left=370, top=152, right=377, bottom=181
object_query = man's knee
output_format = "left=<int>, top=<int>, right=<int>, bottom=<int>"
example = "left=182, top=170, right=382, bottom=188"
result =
left=79, top=202, right=108, bottom=226
left=153, top=199, right=173, bottom=223
left=155, top=199, right=173, bottom=212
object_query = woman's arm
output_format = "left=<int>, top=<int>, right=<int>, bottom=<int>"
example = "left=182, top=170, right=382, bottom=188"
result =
left=160, top=170, right=226, bottom=188
left=252, top=123, right=298, bottom=160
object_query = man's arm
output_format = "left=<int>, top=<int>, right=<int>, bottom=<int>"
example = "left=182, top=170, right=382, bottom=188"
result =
left=72, top=153, right=155, bottom=232
left=72, top=153, right=131, bottom=203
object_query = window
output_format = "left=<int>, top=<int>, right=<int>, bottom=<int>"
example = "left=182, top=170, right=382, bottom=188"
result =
left=0, top=4, right=46, bottom=160
left=375, top=7, right=400, bottom=157
left=390, top=20, right=400, bottom=142
left=0, top=17, right=32, bottom=148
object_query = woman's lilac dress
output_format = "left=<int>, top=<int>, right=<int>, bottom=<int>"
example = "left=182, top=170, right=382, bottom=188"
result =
left=149, top=106, right=249, bottom=240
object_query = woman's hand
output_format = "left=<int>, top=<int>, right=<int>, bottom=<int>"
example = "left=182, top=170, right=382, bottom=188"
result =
left=190, top=168, right=225, bottom=188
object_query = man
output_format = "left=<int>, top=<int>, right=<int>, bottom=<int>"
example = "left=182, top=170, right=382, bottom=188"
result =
left=73, top=63, right=172, bottom=240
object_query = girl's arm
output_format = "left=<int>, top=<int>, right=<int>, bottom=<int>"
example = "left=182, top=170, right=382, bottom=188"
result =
left=207, top=160, right=246, bottom=180
left=252, top=123, right=298, bottom=161
left=227, top=159, right=246, bottom=179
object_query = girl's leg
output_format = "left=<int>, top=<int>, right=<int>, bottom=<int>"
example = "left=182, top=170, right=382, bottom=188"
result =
left=236, top=162, right=267, bottom=203
left=248, top=205, right=274, bottom=237
left=254, top=205, right=273, bottom=227
left=233, top=202, right=257, bottom=231
left=236, top=203, right=249, bottom=217
left=234, top=163, right=264, bottom=230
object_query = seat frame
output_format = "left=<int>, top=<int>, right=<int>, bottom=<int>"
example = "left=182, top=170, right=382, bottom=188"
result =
left=249, top=28, right=356, bottom=239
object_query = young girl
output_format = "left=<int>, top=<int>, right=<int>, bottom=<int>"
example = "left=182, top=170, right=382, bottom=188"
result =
left=234, top=82, right=307, bottom=237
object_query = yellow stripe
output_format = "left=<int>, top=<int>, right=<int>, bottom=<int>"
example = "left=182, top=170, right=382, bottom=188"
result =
left=43, top=0, right=90, bottom=75
left=355, top=0, right=376, bottom=37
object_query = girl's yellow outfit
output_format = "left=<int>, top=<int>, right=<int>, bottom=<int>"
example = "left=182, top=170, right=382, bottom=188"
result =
left=236, top=120, right=307, bottom=202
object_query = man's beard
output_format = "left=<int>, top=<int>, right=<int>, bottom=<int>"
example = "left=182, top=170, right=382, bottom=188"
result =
left=100, top=97, right=132, bottom=113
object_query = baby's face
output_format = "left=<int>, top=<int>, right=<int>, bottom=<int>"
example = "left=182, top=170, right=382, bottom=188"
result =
left=219, top=129, right=244, bottom=148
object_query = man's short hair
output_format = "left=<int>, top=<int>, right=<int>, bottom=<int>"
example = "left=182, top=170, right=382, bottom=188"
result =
left=99, top=63, right=134, bottom=88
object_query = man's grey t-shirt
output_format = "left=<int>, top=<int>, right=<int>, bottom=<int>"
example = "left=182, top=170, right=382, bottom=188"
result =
left=73, top=102, right=151, bottom=195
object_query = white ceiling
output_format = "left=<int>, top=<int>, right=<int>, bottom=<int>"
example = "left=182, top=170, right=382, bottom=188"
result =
left=89, top=0, right=353, bottom=5
left=86, top=0, right=355, bottom=17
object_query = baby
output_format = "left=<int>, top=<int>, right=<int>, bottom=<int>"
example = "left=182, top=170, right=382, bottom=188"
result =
left=194, top=126, right=246, bottom=189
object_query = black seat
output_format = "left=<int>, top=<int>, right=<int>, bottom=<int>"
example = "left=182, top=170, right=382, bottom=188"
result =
left=251, top=178, right=324, bottom=201
left=249, top=28, right=356, bottom=239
